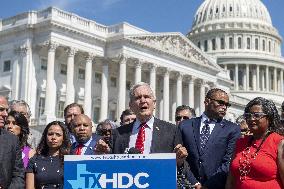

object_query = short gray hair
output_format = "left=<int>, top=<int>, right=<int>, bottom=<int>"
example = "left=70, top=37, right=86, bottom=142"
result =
left=129, top=82, right=155, bottom=101
left=9, top=100, right=31, bottom=118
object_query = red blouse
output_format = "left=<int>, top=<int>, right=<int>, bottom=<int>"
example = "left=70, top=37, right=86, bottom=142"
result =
left=230, top=132, right=284, bottom=189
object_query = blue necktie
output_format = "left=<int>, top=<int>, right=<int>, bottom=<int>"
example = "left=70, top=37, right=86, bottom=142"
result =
left=200, top=120, right=210, bottom=152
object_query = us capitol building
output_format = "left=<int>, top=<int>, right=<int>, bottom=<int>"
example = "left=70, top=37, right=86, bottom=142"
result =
left=0, top=0, right=283, bottom=125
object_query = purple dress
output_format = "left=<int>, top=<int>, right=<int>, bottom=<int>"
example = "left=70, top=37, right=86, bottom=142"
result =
left=22, top=146, right=31, bottom=168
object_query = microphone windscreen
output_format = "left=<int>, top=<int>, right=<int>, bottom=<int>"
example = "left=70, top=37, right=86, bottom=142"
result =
left=127, top=147, right=142, bottom=154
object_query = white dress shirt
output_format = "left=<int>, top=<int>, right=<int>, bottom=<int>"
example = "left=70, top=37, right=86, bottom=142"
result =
left=200, top=113, right=216, bottom=135
left=74, top=136, right=93, bottom=155
left=129, top=116, right=154, bottom=154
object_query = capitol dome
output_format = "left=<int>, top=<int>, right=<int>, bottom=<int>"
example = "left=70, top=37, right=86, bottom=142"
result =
left=188, top=0, right=284, bottom=106
left=192, top=0, right=272, bottom=29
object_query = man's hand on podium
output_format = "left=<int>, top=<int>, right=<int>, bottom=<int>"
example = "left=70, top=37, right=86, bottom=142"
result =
left=94, top=139, right=111, bottom=154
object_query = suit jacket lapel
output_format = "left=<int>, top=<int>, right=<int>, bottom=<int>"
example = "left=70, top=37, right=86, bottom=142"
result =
left=150, top=118, right=161, bottom=153
left=120, top=122, right=134, bottom=152
left=193, top=117, right=202, bottom=155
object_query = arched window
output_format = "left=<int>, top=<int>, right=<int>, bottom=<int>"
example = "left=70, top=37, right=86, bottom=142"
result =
left=212, top=39, right=216, bottom=50
left=255, top=38, right=259, bottom=50
left=262, top=40, right=266, bottom=51
left=204, top=40, right=208, bottom=52
left=247, top=38, right=251, bottom=49
left=220, top=38, right=225, bottom=49
left=238, top=37, right=242, bottom=49
left=229, top=37, right=233, bottom=49
left=268, top=41, right=271, bottom=52
left=198, top=41, right=201, bottom=49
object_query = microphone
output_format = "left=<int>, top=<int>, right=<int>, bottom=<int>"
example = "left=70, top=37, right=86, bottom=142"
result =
left=127, top=147, right=142, bottom=154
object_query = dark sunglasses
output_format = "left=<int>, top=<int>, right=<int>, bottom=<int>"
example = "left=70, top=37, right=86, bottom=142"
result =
left=240, top=128, right=248, bottom=133
left=175, top=116, right=190, bottom=121
left=244, top=112, right=267, bottom=120
left=97, top=129, right=112, bottom=136
left=208, top=98, right=231, bottom=107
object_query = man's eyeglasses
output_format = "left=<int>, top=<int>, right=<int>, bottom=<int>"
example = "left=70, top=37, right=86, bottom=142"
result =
left=208, top=98, right=231, bottom=107
left=243, top=112, right=267, bottom=120
left=175, top=116, right=190, bottom=122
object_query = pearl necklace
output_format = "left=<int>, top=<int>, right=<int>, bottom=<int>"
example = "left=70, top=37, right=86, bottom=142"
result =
left=238, top=132, right=271, bottom=181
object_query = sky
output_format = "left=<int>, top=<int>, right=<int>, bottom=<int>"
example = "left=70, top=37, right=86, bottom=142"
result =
left=1, top=0, right=284, bottom=54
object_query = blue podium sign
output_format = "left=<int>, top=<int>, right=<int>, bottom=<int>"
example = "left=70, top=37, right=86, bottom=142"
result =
left=64, top=153, right=177, bottom=189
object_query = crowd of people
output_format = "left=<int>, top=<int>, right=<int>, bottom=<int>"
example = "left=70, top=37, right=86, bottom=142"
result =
left=1, top=82, right=284, bottom=189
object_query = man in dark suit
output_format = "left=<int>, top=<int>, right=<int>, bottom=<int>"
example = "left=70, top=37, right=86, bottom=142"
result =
left=70, top=114, right=99, bottom=155
left=180, top=88, right=240, bottom=189
left=0, top=96, right=24, bottom=189
left=111, top=82, right=187, bottom=165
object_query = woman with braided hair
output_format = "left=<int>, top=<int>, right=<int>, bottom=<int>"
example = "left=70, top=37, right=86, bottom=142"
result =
left=226, top=97, right=284, bottom=189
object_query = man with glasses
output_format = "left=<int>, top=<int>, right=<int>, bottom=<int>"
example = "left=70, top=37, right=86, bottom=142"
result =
left=96, top=119, right=116, bottom=146
left=179, top=88, right=240, bottom=189
left=9, top=100, right=42, bottom=149
left=175, top=105, right=196, bottom=125
left=0, top=96, right=24, bottom=188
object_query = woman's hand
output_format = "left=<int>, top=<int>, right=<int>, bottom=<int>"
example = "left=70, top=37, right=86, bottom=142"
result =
left=25, top=172, right=35, bottom=189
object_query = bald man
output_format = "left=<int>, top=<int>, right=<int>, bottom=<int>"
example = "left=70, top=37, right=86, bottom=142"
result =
left=70, top=114, right=100, bottom=155
left=0, top=96, right=24, bottom=188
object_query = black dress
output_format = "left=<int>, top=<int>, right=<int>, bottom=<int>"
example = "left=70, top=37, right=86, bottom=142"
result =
left=26, top=154, right=63, bottom=189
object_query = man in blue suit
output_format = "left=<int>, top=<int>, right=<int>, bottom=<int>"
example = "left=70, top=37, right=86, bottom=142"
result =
left=180, top=88, right=240, bottom=189
left=70, top=114, right=100, bottom=155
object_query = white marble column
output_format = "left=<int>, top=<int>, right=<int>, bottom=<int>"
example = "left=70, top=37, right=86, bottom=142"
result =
left=65, top=47, right=77, bottom=107
left=261, top=69, right=265, bottom=91
left=281, top=69, right=284, bottom=94
left=199, top=80, right=206, bottom=115
left=11, top=56, right=20, bottom=100
left=188, top=76, right=195, bottom=108
left=246, top=64, right=250, bottom=90
left=134, top=60, right=142, bottom=84
left=274, top=68, right=277, bottom=92
left=117, top=56, right=127, bottom=118
left=176, top=73, right=183, bottom=107
left=256, top=65, right=260, bottom=91
left=44, top=42, right=58, bottom=121
left=100, top=60, right=109, bottom=121
left=150, top=64, right=157, bottom=94
left=19, top=46, right=30, bottom=102
left=252, top=68, right=257, bottom=91
left=243, top=68, right=246, bottom=90
left=266, top=66, right=269, bottom=91
left=234, top=64, right=239, bottom=90
left=224, top=64, right=227, bottom=70
left=84, top=54, right=94, bottom=118
left=163, top=69, right=170, bottom=121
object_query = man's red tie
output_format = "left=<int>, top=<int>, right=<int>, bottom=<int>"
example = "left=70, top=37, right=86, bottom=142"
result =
left=135, top=123, right=147, bottom=153
left=75, top=143, right=84, bottom=155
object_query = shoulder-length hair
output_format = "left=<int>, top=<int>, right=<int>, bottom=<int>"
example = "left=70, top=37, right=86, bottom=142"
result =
left=36, top=121, right=70, bottom=164
left=7, top=111, right=30, bottom=148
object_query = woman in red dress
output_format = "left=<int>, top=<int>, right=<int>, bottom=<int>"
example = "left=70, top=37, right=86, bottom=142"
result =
left=226, top=97, right=284, bottom=189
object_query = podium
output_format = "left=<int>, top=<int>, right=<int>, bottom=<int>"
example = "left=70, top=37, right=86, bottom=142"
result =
left=64, top=153, right=177, bottom=189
